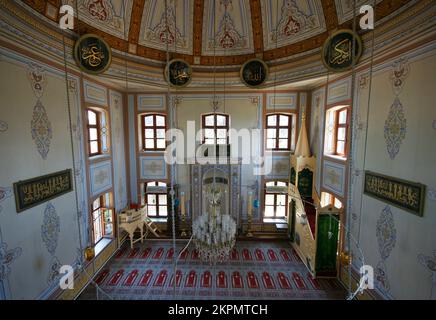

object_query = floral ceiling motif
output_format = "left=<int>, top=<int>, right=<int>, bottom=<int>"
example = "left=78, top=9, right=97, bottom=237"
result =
left=384, top=98, right=406, bottom=160
left=335, top=0, right=382, bottom=25
left=31, top=100, right=53, bottom=160
left=41, top=202, right=60, bottom=256
left=203, top=0, right=253, bottom=56
left=0, top=242, right=22, bottom=281
left=261, top=0, right=326, bottom=51
left=63, top=0, right=133, bottom=39
left=22, top=0, right=414, bottom=66
left=139, top=0, right=193, bottom=55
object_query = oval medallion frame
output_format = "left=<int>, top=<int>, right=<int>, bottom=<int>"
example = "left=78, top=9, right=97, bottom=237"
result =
left=164, top=59, right=193, bottom=88
left=322, top=29, right=363, bottom=72
left=73, top=34, right=112, bottom=75
left=240, top=58, right=269, bottom=88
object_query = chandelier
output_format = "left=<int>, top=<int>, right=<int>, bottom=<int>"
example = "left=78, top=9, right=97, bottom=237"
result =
left=192, top=186, right=236, bottom=264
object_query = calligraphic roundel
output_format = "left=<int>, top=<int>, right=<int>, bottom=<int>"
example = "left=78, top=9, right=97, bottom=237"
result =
left=164, top=59, right=192, bottom=88
left=322, top=29, right=362, bottom=72
left=240, top=58, right=268, bottom=88
left=74, top=34, right=112, bottom=74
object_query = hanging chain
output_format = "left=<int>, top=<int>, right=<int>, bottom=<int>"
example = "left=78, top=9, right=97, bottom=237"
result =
left=345, top=0, right=359, bottom=300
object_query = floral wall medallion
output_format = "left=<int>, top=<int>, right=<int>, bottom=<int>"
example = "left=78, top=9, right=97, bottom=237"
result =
left=0, top=187, right=12, bottom=205
left=0, top=242, right=22, bottom=281
left=390, top=58, right=410, bottom=96
left=375, top=261, right=390, bottom=292
left=41, top=202, right=60, bottom=256
left=47, top=255, right=61, bottom=285
left=418, top=250, right=436, bottom=299
left=384, top=98, right=406, bottom=160
left=428, top=189, right=436, bottom=202
left=375, top=206, right=396, bottom=293
left=0, top=120, right=8, bottom=133
left=376, top=206, right=397, bottom=261
left=27, top=63, right=46, bottom=99
left=31, top=101, right=52, bottom=160
left=0, top=187, right=12, bottom=214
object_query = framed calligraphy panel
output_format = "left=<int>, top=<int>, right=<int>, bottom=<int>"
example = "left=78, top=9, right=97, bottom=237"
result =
left=13, top=169, right=73, bottom=213
left=240, top=59, right=268, bottom=88
left=364, top=171, right=426, bottom=217
left=322, top=29, right=362, bottom=72
left=164, top=59, right=192, bottom=88
left=74, top=34, right=112, bottom=74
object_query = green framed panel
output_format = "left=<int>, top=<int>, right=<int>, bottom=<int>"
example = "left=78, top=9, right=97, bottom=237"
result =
left=298, top=168, right=313, bottom=199
left=13, top=169, right=73, bottom=213
left=315, top=214, right=340, bottom=275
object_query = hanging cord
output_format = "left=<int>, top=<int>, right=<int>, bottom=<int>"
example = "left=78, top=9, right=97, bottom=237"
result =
left=345, top=0, right=359, bottom=300
left=171, top=0, right=177, bottom=298
left=212, top=0, right=217, bottom=201
left=162, top=0, right=178, bottom=298
left=223, top=2, right=227, bottom=115
left=270, top=0, right=280, bottom=179
left=356, top=0, right=377, bottom=245
left=59, top=2, right=113, bottom=300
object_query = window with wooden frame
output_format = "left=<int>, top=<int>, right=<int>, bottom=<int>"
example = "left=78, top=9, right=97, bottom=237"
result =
left=334, top=107, right=348, bottom=156
left=145, top=181, right=168, bottom=218
left=264, top=181, right=288, bottom=218
left=202, top=113, right=229, bottom=145
left=321, top=192, right=343, bottom=209
left=87, top=109, right=101, bottom=156
left=141, top=114, right=166, bottom=151
left=266, top=113, right=293, bottom=151
left=91, top=193, right=114, bottom=245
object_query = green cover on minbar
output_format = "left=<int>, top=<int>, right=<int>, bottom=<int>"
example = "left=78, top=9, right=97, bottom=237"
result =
left=315, top=214, right=339, bottom=274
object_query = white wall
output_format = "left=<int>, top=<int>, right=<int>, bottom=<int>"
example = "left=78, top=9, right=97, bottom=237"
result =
left=0, top=51, right=85, bottom=299
left=349, top=49, right=436, bottom=300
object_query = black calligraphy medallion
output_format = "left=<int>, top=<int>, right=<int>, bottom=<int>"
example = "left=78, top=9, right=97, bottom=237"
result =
left=74, top=34, right=112, bottom=74
left=240, top=59, right=268, bottom=88
left=164, top=59, right=192, bottom=88
left=322, top=29, right=363, bottom=72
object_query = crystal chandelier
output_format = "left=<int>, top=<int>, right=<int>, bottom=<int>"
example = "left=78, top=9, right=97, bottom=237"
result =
left=192, top=186, right=236, bottom=264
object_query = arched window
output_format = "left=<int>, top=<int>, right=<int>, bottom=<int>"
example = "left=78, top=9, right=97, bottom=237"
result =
left=145, top=181, right=168, bottom=217
left=87, top=109, right=101, bottom=156
left=264, top=181, right=288, bottom=218
left=141, top=114, right=166, bottom=151
left=266, top=113, right=293, bottom=151
left=202, top=113, right=229, bottom=145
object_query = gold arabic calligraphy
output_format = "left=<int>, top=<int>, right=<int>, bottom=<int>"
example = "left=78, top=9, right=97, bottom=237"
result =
left=329, top=38, right=352, bottom=66
left=171, top=67, right=189, bottom=81
left=20, top=175, right=70, bottom=205
left=365, top=175, right=419, bottom=209
left=245, top=67, right=263, bottom=82
left=81, top=44, right=105, bottom=67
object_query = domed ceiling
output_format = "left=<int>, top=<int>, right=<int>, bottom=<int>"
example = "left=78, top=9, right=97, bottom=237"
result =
left=22, top=0, right=410, bottom=66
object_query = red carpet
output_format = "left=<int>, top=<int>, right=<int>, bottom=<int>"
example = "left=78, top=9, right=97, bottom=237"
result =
left=78, top=240, right=345, bottom=300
